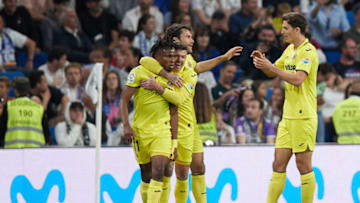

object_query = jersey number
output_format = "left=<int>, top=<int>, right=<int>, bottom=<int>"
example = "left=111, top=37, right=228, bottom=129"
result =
left=19, top=110, right=33, bottom=117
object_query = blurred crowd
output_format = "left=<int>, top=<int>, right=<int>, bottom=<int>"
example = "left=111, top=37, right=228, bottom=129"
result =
left=0, top=0, right=359, bottom=148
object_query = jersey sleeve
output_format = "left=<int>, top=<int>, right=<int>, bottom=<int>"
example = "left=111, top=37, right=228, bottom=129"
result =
left=295, top=47, right=316, bottom=74
left=139, top=56, right=163, bottom=74
left=126, top=68, right=141, bottom=87
left=162, top=86, right=188, bottom=106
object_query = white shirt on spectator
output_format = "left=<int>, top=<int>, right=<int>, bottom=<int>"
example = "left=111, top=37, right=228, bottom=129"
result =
left=198, top=71, right=217, bottom=101
left=60, top=83, right=83, bottom=102
left=122, top=6, right=164, bottom=33
left=0, top=28, right=27, bottom=67
left=38, top=63, right=67, bottom=88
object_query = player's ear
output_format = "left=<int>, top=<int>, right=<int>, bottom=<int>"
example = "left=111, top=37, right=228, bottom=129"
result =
left=173, top=37, right=180, bottom=42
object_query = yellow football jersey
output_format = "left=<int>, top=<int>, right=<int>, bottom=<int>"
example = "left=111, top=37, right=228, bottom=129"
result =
left=185, top=54, right=197, bottom=70
left=126, top=65, right=175, bottom=132
left=275, top=39, right=318, bottom=119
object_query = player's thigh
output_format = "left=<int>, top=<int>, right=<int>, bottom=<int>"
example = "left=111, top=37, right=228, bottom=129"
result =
left=176, top=131, right=193, bottom=165
left=273, top=148, right=293, bottom=172
left=149, top=131, right=172, bottom=158
left=290, top=118, right=317, bottom=153
left=275, top=119, right=292, bottom=149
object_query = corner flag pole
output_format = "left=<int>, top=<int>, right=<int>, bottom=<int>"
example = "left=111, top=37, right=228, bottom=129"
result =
left=94, top=63, right=103, bottom=203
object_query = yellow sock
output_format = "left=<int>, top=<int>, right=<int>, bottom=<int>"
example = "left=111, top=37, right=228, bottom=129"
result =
left=140, top=181, right=149, bottom=203
left=147, top=179, right=163, bottom=203
left=266, top=172, right=286, bottom=203
left=159, top=176, right=171, bottom=203
left=175, top=178, right=189, bottom=203
left=191, top=175, right=207, bottom=203
left=301, top=171, right=315, bottom=203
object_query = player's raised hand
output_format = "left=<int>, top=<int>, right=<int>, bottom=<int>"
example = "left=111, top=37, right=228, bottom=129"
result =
left=167, top=72, right=183, bottom=88
left=124, top=125, right=135, bottom=142
left=253, top=52, right=272, bottom=71
left=250, top=50, right=265, bottom=59
left=223, top=46, right=243, bottom=61
left=141, top=75, right=160, bottom=90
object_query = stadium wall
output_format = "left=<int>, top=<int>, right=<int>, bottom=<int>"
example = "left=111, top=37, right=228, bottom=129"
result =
left=0, top=146, right=359, bottom=203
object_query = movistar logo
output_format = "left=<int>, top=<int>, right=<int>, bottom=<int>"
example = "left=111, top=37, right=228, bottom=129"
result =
left=187, top=168, right=238, bottom=203
left=10, top=169, right=66, bottom=203
left=352, top=171, right=360, bottom=203
left=100, top=170, right=141, bottom=203
left=282, top=167, right=324, bottom=202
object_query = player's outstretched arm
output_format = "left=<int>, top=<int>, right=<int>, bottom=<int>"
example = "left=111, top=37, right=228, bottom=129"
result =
left=253, top=54, right=307, bottom=86
left=120, top=87, right=136, bottom=142
left=170, top=104, right=178, bottom=161
left=195, top=46, right=243, bottom=74
left=251, top=50, right=277, bottom=78
left=140, top=56, right=183, bottom=87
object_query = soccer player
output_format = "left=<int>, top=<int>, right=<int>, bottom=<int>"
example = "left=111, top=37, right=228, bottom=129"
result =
left=252, top=12, right=319, bottom=203
left=141, top=24, right=242, bottom=203
left=121, top=39, right=185, bottom=203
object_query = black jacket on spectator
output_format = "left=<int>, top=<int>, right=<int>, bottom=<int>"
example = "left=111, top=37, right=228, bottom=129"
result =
left=78, top=10, right=118, bottom=46
left=0, top=6, right=39, bottom=46
left=53, top=26, right=93, bottom=64
left=210, top=29, right=242, bottom=54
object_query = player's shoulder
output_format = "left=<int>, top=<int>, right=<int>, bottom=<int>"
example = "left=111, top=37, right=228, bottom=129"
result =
left=301, top=41, right=317, bottom=55
left=186, top=54, right=197, bottom=69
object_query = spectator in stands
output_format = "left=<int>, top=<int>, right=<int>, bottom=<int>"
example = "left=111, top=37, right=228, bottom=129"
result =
left=61, top=63, right=83, bottom=102
left=307, top=0, right=350, bottom=50
left=112, top=30, right=135, bottom=69
left=0, top=15, right=35, bottom=71
left=332, top=80, right=360, bottom=144
left=194, top=26, right=217, bottom=94
left=212, top=61, right=239, bottom=112
left=88, top=46, right=113, bottom=75
left=243, top=7, right=274, bottom=43
left=29, top=70, right=69, bottom=126
left=38, top=46, right=68, bottom=88
left=344, top=3, right=360, bottom=57
left=272, top=3, right=291, bottom=33
left=231, top=87, right=255, bottom=123
left=55, top=101, right=96, bottom=146
left=122, top=0, right=164, bottom=34
left=0, top=0, right=40, bottom=49
left=243, top=24, right=282, bottom=80
left=229, top=0, right=259, bottom=35
left=132, top=14, right=158, bottom=56
left=53, top=9, right=93, bottom=64
left=113, top=47, right=143, bottom=87
left=264, top=86, right=284, bottom=131
left=102, top=71, right=122, bottom=127
left=164, top=0, right=190, bottom=26
left=0, top=77, right=50, bottom=148
left=78, top=0, right=118, bottom=49
left=234, top=98, right=275, bottom=144
left=210, top=10, right=238, bottom=55
left=192, top=0, right=231, bottom=26
left=333, top=37, right=360, bottom=79
left=41, top=0, right=70, bottom=51
left=175, top=13, right=193, bottom=27
left=107, top=0, right=137, bottom=23
left=0, top=76, right=11, bottom=115
left=252, top=80, right=269, bottom=111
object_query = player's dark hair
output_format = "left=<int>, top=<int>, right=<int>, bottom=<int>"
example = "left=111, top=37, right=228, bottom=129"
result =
left=150, top=39, right=175, bottom=57
left=173, top=42, right=188, bottom=51
left=165, top=23, right=193, bottom=42
left=282, top=12, right=308, bottom=35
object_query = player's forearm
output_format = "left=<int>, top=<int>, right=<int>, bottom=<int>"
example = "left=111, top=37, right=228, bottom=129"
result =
left=161, top=88, right=186, bottom=106
left=170, top=104, right=178, bottom=140
left=269, top=65, right=304, bottom=87
left=260, top=65, right=277, bottom=78
left=196, top=55, right=227, bottom=74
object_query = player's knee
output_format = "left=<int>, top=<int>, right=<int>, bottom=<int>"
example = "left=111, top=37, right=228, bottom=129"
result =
left=295, top=158, right=312, bottom=173
left=190, top=161, right=205, bottom=175
left=176, top=169, right=189, bottom=180
left=152, top=164, right=166, bottom=180
left=272, top=160, right=287, bottom=172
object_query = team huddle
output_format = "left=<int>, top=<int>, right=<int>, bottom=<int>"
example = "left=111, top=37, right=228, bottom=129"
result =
left=121, top=12, right=319, bottom=203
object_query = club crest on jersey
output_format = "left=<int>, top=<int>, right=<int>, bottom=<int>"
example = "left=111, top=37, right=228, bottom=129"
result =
left=127, top=72, right=136, bottom=83
left=301, top=58, right=311, bottom=64
left=188, top=82, right=194, bottom=90
left=188, top=61, right=192, bottom=68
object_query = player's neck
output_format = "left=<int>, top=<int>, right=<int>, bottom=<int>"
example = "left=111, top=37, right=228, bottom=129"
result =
left=293, top=35, right=306, bottom=49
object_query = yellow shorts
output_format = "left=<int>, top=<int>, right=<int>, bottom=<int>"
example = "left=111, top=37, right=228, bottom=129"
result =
left=175, top=130, right=193, bottom=165
left=276, top=118, right=317, bottom=153
left=132, top=128, right=172, bottom=164
left=192, top=124, right=204, bottom=154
